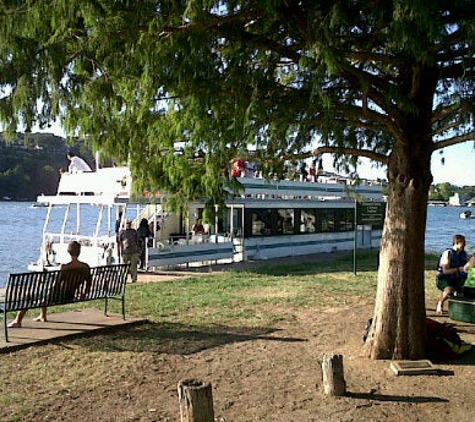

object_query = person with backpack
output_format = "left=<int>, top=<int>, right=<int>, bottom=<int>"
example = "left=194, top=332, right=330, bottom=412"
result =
left=436, top=234, right=475, bottom=314
left=137, top=218, right=153, bottom=270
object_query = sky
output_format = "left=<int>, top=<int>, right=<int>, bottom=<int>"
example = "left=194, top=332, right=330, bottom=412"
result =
left=329, top=142, right=475, bottom=187
left=430, top=143, right=475, bottom=186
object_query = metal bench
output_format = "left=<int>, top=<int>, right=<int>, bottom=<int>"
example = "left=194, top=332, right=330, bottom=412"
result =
left=0, top=263, right=130, bottom=342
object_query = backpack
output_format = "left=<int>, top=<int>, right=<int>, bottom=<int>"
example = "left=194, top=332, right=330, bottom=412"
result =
left=426, top=318, right=471, bottom=360
left=363, top=317, right=472, bottom=360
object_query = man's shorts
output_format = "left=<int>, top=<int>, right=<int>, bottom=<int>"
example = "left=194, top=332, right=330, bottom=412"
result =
left=436, top=275, right=465, bottom=292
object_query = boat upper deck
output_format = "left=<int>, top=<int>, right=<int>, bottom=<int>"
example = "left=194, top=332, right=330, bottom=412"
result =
left=36, top=166, right=384, bottom=205
left=237, top=177, right=383, bottom=201
left=38, top=167, right=132, bottom=205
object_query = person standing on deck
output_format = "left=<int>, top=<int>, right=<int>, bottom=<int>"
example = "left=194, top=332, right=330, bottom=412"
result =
left=67, top=152, right=92, bottom=173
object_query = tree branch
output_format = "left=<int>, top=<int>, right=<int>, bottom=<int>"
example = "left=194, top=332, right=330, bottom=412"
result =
left=438, top=59, right=475, bottom=79
left=333, top=103, right=391, bottom=126
left=339, top=66, right=403, bottom=130
left=159, top=9, right=304, bottom=64
left=312, top=146, right=389, bottom=164
left=432, top=133, right=475, bottom=151
left=432, top=97, right=474, bottom=124
left=159, top=9, right=259, bottom=37
left=346, top=50, right=402, bottom=67
left=432, top=120, right=465, bottom=137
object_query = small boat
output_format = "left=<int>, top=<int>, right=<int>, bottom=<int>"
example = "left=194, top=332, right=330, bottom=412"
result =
left=30, top=202, right=49, bottom=208
left=460, top=210, right=474, bottom=219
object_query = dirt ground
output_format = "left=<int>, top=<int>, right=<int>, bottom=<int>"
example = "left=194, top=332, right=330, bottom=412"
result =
left=15, top=255, right=475, bottom=422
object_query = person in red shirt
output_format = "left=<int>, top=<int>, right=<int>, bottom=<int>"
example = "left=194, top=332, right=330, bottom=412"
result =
left=231, top=159, right=247, bottom=177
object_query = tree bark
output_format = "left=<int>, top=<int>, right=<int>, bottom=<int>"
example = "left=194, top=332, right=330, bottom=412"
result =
left=178, top=379, right=215, bottom=422
left=366, top=141, right=432, bottom=359
left=322, top=354, right=346, bottom=396
left=365, top=64, right=437, bottom=360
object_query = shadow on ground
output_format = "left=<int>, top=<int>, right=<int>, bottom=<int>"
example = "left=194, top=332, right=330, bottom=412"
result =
left=346, top=391, right=449, bottom=404
left=73, top=321, right=307, bottom=355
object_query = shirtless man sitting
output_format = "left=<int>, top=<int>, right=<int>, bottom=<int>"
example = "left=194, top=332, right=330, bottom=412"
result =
left=8, top=241, right=92, bottom=328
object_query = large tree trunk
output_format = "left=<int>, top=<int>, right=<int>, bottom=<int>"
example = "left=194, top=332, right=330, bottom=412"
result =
left=365, top=63, right=437, bottom=360
left=366, top=140, right=432, bottom=359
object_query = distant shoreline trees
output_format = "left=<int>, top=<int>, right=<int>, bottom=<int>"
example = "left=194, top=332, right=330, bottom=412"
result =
left=429, top=183, right=475, bottom=204
left=0, top=133, right=93, bottom=201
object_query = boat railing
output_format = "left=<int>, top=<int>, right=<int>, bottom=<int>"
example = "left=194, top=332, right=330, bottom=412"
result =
left=236, top=176, right=383, bottom=201
left=44, top=232, right=116, bottom=247
left=146, top=234, right=236, bottom=268
left=155, top=233, right=232, bottom=251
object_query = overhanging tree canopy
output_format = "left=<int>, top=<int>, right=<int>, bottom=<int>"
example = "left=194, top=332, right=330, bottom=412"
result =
left=1, top=0, right=475, bottom=359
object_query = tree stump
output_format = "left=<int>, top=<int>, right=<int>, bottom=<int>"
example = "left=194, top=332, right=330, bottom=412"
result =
left=322, top=354, right=346, bottom=396
left=178, top=379, right=215, bottom=422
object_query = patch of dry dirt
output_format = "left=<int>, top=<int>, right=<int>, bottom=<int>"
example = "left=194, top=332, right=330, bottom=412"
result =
left=27, top=301, right=475, bottom=422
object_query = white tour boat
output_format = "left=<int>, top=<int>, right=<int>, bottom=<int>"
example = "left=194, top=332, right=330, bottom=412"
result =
left=28, top=166, right=385, bottom=271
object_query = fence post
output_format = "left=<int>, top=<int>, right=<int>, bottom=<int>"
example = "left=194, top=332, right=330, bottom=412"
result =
left=178, top=379, right=215, bottom=422
left=322, top=354, right=346, bottom=396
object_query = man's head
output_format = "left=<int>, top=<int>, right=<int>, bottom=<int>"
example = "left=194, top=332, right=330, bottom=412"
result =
left=126, top=220, right=132, bottom=229
left=67, top=241, right=81, bottom=257
left=453, top=234, right=466, bottom=250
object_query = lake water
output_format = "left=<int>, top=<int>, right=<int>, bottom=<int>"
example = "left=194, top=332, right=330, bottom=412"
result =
left=0, top=202, right=474, bottom=287
left=0, top=202, right=104, bottom=288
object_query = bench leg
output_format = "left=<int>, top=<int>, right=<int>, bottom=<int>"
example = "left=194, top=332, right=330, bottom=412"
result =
left=3, top=312, right=8, bottom=343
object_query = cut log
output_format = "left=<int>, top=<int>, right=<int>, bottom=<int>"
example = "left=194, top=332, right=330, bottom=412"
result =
left=322, top=354, right=346, bottom=396
left=178, top=379, right=215, bottom=422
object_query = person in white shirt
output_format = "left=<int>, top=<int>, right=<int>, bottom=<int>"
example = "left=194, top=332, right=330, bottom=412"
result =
left=67, top=152, right=92, bottom=173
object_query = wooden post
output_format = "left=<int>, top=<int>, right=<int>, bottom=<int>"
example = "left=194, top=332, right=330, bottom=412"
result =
left=178, top=379, right=215, bottom=422
left=322, top=354, right=346, bottom=396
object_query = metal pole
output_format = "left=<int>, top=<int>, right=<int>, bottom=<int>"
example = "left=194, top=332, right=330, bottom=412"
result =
left=354, top=200, right=357, bottom=275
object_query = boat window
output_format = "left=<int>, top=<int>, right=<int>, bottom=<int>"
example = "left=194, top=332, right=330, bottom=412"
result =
left=300, top=210, right=317, bottom=233
left=244, top=207, right=356, bottom=237
left=250, top=210, right=273, bottom=236
left=320, top=210, right=335, bottom=232
left=339, top=209, right=355, bottom=231
left=232, top=208, right=243, bottom=236
left=277, top=209, right=294, bottom=234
